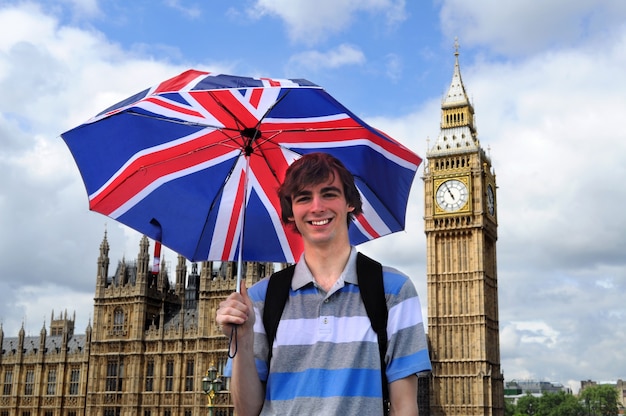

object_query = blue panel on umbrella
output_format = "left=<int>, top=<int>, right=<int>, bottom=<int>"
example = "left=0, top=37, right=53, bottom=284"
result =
left=63, top=114, right=205, bottom=195
left=241, top=188, right=294, bottom=263
left=115, top=156, right=238, bottom=261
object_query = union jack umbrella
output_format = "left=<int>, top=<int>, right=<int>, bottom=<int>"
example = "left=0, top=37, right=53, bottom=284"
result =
left=61, top=70, right=422, bottom=271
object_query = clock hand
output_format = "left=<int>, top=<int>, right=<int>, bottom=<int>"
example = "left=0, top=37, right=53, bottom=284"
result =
left=444, top=182, right=455, bottom=200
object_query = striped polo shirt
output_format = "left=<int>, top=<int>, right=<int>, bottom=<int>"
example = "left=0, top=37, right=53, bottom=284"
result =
left=228, top=248, right=431, bottom=415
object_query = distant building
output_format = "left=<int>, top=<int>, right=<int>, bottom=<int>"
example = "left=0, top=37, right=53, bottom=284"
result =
left=581, top=379, right=626, bottom=408
left=504, top=380, right=571, bottom=404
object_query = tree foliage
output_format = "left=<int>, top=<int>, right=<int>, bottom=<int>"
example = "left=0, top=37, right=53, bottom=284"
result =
left=515, top=393, right=540, bottom=416
left=508, top=384, right=620, bottom=416
left=512, top=391, right=584, bottom=416
left=579, top=384, right=620, bottom=416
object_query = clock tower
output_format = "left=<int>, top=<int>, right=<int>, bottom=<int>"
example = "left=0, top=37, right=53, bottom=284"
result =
left=423, top=41, right=504, bottom=415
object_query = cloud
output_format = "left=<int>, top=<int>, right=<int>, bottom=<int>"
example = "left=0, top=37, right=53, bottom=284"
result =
left=440, top=0, right=626, bottom=57
left=287, top=44, right=366, bottom=72
left=384, top=53, right=403, bottom=82
left=164, top=0, right=202, bottom=19
left=250, top=0, right=407, bottom=45
left=58, top=0, right=101, bottom=19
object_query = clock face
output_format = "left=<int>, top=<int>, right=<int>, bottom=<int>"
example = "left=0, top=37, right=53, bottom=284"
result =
left=487, top=184, right=495, bottom=215
left=436, top=179, right=469, bottom=212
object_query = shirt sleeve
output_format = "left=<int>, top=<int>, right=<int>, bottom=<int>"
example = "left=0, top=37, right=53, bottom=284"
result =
left=383, top=267, right=432, bottom=382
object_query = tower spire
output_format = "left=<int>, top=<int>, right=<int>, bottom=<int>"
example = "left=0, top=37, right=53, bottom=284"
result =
left=428, top=38, right=478, bottom=156
left=443, top=37, right=470, bottom=109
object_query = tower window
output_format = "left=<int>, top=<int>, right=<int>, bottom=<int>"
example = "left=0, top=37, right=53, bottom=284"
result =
left=3, top=370, right=12, bottom=396
left=165, top=360, right=174, bottom=391
left=113, top=308, right=124, bottom=333
left=69, top=368, right=80, bottom=395
left=185, top=360, right=194, bottom=391
left=24, top=369, right=34, bottom=396
left=106, top=359, right=124, bottom=392
left=46, top=368, right=57, bottom=395
left=145, top=360, right=154, bottom=392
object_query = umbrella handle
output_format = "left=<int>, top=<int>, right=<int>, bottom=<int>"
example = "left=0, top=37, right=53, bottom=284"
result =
left=228, top=326, right=238, bottom=358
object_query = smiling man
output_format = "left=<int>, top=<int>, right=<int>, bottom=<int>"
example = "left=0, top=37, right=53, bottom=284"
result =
left=216, top=152, right=431, bottom=415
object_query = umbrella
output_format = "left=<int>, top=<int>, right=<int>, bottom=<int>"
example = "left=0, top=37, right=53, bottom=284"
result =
left=61, top=70, right=422, bottom=275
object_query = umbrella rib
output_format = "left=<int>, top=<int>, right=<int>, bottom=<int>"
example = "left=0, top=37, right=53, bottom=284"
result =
left=127, top=110, right=257, bottom=154
left=250, top=126, right=364, bottom=152
left=127, top=110, right=224, bottom=130
left=206, top=91, right=248, bottom=134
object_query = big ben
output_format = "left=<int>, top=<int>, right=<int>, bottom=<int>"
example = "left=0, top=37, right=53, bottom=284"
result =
left=423, top=41, right=504, bottom=415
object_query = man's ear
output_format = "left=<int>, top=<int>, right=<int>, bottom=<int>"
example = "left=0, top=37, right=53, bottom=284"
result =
left=347, top=205, right=355, bottom=213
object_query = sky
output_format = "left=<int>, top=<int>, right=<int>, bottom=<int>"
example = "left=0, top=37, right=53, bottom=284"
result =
left=1, top=0, right=625, bottom=394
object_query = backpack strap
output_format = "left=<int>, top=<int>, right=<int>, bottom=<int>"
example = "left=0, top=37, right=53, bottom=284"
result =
left=356, top=252, right=390, bottom=415
left=262, top=264, right=296, bottom=364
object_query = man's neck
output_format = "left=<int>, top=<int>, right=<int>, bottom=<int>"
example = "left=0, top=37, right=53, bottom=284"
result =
left=303, top=242, right=352, bottom=292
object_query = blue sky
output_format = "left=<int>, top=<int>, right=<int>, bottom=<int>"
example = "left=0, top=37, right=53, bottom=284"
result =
left=55, top=1, right=450, bottom=115
left=2, top=0, right=626, bottom=394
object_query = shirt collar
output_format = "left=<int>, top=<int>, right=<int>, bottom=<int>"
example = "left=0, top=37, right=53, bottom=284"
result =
left=291, top=246, right=359, bottom=291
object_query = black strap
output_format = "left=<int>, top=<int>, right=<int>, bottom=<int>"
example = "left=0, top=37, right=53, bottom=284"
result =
left=262, top=264, right=296, bottom=364
left=262, top=253, right=389, bottom=414
left=356, top=253, right=389, bottom=415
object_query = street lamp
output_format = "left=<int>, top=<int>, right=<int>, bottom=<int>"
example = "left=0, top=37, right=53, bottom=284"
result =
left=202, top=364, right=223, bottom=416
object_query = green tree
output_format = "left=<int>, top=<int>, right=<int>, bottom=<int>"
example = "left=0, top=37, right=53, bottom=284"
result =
left=515, top=393, right=540, bottom=416
left=505, top=397, right=517, bottom=416
left=538, top=391, right=585, bottom=416
left=579, top=384, right=619, bottom=416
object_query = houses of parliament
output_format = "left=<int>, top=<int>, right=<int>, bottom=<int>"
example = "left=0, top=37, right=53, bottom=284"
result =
left=0, top=46, right=503, bottom=415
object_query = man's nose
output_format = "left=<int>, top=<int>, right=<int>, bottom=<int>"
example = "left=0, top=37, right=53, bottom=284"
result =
left=310, top=194, right=324, bottom=211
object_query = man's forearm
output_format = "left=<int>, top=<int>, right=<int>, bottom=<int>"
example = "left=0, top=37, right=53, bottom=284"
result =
left=230, top=335, right=265, bottom=416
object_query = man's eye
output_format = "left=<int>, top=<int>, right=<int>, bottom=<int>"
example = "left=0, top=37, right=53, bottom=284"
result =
left=294, top=196, right=310, bottom=203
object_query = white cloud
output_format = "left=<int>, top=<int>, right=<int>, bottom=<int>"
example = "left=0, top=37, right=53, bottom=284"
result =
left=250, top=0, right=407, bottom=45
left=288, top=44, right=366, bottom=72
left=440, top=0, right=626, bottom=56
left=59, top=0, right=101, bottom=18
left=164, top=0, right=202, bottom=19
left=384, top=53, right=402, bottom=82
left=13, top=284, right=95, bottom=335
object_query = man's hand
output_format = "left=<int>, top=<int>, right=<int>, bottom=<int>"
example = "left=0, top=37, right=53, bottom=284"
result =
left=216, top=281, right=255, bottom=337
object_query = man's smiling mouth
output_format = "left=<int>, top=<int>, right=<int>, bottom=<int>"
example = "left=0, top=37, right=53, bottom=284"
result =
left=310, top=219, right=330, bottom=226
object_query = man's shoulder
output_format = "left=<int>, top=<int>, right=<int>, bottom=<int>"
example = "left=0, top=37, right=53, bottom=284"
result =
left=380, top=265, right=416, bottom=298
left=248, top=276, right=271, bottom=302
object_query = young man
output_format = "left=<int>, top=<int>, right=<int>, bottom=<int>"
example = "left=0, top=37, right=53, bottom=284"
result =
left=216, top=152, right=431, bottom=415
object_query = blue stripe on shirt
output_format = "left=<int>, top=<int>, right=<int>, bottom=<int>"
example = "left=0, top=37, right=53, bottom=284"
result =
left=386, top=349, right=432, bottom=382
left=267, top=367, right=383, bottom=400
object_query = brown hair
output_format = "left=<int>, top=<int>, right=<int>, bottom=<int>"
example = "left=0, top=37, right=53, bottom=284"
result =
left=278, top=152, right=362, bottom=229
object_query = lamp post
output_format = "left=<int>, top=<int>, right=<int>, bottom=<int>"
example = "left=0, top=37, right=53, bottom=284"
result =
left=202, top=364, right=223, bottom=416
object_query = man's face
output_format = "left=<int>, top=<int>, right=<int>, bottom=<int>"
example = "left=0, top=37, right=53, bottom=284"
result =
left=288, top=173, right=354, bottom=248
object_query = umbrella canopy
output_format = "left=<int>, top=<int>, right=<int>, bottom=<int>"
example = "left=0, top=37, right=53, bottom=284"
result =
left=61, top=70, right=422, bottom=263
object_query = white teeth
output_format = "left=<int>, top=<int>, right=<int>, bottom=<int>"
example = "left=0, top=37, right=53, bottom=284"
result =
left=311, top=219, right=330, bottom=226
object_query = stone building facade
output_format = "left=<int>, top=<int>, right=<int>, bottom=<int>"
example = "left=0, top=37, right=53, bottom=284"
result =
left=1, top=232, right=274, bottom=416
